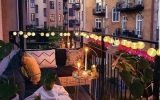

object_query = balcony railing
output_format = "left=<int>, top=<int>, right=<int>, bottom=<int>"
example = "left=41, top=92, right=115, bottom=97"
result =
left=116, top=1, right=144, bottom=12
left=74, top=19, right=80, bottom=26
left=93, top=8, right=106, bottom=16
left=72, top=3, right=80, bottom=10
left=63, top=7, right=68, bottom=14
left=92, top=27, right=103, bottom=32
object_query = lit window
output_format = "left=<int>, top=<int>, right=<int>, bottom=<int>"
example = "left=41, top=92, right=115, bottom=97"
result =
left=50, top=1, right=54, bottom=9
left=122, top=16, right=127, bottom=31
left=69, top=0, right=75, bottom=3
left=136, top=15, right=142, bottom=37
left=112, top=8, right=120, bottom=22
left=59, top=14, right=61, bottom=22
left=31, top=13, right=35, bottom=21
left=50, top=14, right=55, bottom=22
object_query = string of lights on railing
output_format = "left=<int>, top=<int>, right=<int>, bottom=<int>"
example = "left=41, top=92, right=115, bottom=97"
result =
left=12, top=31, right=160, bottom=58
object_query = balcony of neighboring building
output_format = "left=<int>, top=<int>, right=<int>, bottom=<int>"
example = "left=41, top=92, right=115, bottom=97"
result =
left=63, top=7, right=68, bottom=14
left=116, top=0, right=144, bottom=13
left=72, top=3, right=80, bottom=10
left=93, top=7, right=105, bottom=16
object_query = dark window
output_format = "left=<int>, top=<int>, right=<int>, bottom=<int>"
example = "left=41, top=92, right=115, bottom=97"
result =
left=59, top=2, right=61, bottom=10
left=44, top=8, right=47, bottom=17
left=36, top=18, right=39, bottom=26
left=43, top=0, right=46, bottom=3
left=30, top=0, right=35, bottom=8
left=35, top=5, right=38, bottom=13
left=69, top=20, right=75, bottom=27
left=50, top=1, right=54, bottom=9
left=31, top=13, right=35, bottom=21
left=44, top=22, right=47, bottom=29
left=69, top=8, right=75, bottom=16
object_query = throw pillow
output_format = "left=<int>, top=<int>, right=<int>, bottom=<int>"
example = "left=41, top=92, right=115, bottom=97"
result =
left=21, top=53, right=41, bottom=84
left=26, top=49, right=57, bottom=68
left=66, top=49, right=84, bottom=68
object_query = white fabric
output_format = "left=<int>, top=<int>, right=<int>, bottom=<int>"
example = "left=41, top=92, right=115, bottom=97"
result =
left=0, top=49, right=19, bottom=75
left=27, top=49, right=57, bottom=68
left=25, top=84, right=71, bottom=100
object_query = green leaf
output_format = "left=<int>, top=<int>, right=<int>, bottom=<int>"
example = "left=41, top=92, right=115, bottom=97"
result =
left=130, top=79, right=144, bottom=99
left=0, top=40, right=5, bottom=48
left=0, top=43, right=13, bottom=60
left=120, top=69, right=132, bottom=86
left=143, top=68, right=153, bottom=84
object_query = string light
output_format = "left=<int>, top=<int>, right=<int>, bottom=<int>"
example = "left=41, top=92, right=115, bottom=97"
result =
left=109, top=38, right=114, bottom=44
left=64, top=33, right=67, bottom=36
left=147, top=48, right=157, bottom=57
left=51, top=32, right=55, bottom=36
left=23, top=34, right=28, bottom=38
left=103, top=36, right=110, bottom=42
left=75, top=32, right=79, bottom=36
left=121, top=40, right=128, bottom=46
left=27, top=32, right=32, bottom=36
left=13, top=32, right=17, bottom=36
left=137, top=41, right=145, bottom=49
left=46, top=33, right=50, bottom=37
left=40, top=32, right=45, bottom=36
left=98, top=36, right=102, bottom=41
left=126, top=41, right=132, bottom=48
left=131, top=42, right=138, bottom=49
left=31, top=32, right=35, bottom=36
left=114, top=40, right=120, bottom=46
left=67, top=32, right=71, bottom=36
left=19, top=31, right=23, bottom=35
left=60, top=33, right=63, bottom=36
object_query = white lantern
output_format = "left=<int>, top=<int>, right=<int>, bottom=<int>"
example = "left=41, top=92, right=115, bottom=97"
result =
left=19, top=31, right=23, bottom=35
left=13, top=32, right=17, bottom=36
left=31, top=32, right=35, bottom=36
left=51, top=32, right=55, bottom=36
left=46, top=33, right=50, bottom=37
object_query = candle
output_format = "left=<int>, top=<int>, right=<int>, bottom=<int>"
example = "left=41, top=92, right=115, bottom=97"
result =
left=85, top=47, right=88, bottom=71
left=77, top=62, right=81, bottom=70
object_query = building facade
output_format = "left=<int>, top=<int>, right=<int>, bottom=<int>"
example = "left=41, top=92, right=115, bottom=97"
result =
left=26, top=0, right=63, bottom=29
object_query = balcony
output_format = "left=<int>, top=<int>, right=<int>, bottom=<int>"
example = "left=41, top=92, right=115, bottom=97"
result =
left=93, top=8, right=105, bottom=16
left=116, top=1, right=144, bottom=13
left=92, top=27, right=103, bottom=32
left=63, top=7, right=68, bottom=14
left=72, top=3, right=80, bottom=10
left=74, top=19, right=80, bottom=26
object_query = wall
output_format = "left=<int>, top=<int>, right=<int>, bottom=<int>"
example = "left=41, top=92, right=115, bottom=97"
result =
left=0, top=0, right=3, bottom=40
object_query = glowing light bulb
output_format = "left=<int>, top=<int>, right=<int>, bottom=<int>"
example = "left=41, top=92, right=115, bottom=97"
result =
left=40, top=32, right=45, bottom=36
left=19, top=31, right=23, bottom=35
left=27, top=32, right=31, bottom=36
left=31, top=32, right=35, bottom=36
left=131, top=42, right=138, bottom=49
left=46, top=33, right=50, bottom=37
left=13, top=32, right=17, bottom=36
left=137, top=41, right=145, bottom=49
left=147, top=48, right=157, bottom=57
left=75, top=32, right=79, bottom=36
left=23, top=34, right=28, bottom=38
left=114, top=40, right=120, bottom=46
left=60, top=33, right=63, bottom=36
left=51, top=32, right=55, bottom=36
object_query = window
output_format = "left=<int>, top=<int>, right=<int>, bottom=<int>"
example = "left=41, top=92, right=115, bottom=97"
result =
left=44, top=8, right=47, bottom=17
left=122, top=16, right=127, bottom=31
left=136, top=0, right=143, bottom=5
left=31, top=13, right=35, bottom=21
left=35, top=5, right=38, bottom=13
left=58, top=14, right=62, bottom=22
left=96, top=3, right=102, bottom=12
left=105, top=5, right=108, bottom=18
left=69, top=0, right=75, bottom=3
left=36, top=18, right=39, bottom=26
left=69, top=8, right=75, bottom=16
left=112, top=8, right=120, bottom=22
left=30, top=0, right=35, bottom=8
left=43, top=0, right=46, bottom=3
left=50, top=14, right=55, bottom=22
left=59, top=2, right=61, bottom=10
left=50, top=1, right=54, bottom=9
left=136, top=15, right=142, bottom=37
left=69, top=20, right=75, bottom=27
left=44, top=22, right=47, bottom=28
left=95, top=18, right=102, bottom=28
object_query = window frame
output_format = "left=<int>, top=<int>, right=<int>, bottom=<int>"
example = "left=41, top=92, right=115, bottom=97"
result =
left=122, top=16, right=127, bottom=31
left=95, top=18, right=102, bottom=29
left=136, top=14, right=142, bottom=36
left=112, top=8, right=120, bottom=22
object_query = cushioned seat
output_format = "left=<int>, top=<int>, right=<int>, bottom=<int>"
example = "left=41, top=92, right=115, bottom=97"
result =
left=57, top=66, right=77, bottom=77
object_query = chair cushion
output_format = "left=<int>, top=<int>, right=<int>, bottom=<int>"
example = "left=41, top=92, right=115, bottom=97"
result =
left=55, top=49, right=67, bottom=66
left=57, top=66, right=77, bottom=77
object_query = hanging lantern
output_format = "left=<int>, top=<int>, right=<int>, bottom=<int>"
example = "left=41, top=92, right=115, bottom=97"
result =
left=46, top=33, right=50, bottom=37
left=126, top=41, right=132, bottom=48
left=27, top=32, right=31, bottom=36
left=19, top=31, right=23, bottom=35
left=114, top=40, right=120, bottom=46
left=31, top=32, right=35, bottom=36
left=147, top=48, right=157, bottom=57
left=67, top=32, right=71, bottom=36
left=109, top=38, right=114, bottom=44
left=23, top=34, right=28, bottom=38
left=64, top=33, right=67, bottom=36
left=13, top=32, right=17, bottom=36
left=40, top=32, right=45, bottom=36
left=75, top=32, right=79, bottom=36
left=121, top=40, right=128, bottom=46
left=60, top=33, right=63, bottom=36
left=103, top=36, right=110, bottom=42
left=51, top=32, right=55, bottom=36
left=131, top=42, right=138, bottom=49
left=137, top=41, right=145, bottom=49
left=157, top=49, right=160, bottom=56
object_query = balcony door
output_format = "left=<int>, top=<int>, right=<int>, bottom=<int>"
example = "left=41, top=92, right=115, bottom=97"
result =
left=95, top=18, right=102, bottom=29
left=136, top=15, right=142, bottom=37
left=122, top=16, right=127, bottom=31
left=136, top=0, right=143, bottom=5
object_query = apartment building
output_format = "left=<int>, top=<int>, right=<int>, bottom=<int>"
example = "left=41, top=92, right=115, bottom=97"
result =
left=26, top=0, right=63, bottom=29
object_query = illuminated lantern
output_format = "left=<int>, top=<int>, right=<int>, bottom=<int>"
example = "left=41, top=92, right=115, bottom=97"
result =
left=94, top=35, right=99, bottom=40
left=121, top=40, right=128, bottom=46
left=131, top=42, right=138, bottom=49
left=51, top=32, right=55, bottom=36
left=64, top=33, right=67, bottom=36
left=109, top=38, right=114, bottom=44
left=114, top=40, right=120, bottom=46
left=27, top=32, right=31, bottom=36
left=40, top=32, right=45, bottom=36
left=126, top=41, right=132, bottom=48
left=67, top=32, right=71, bottom=36
left=80, top=32, right=84, bottom=36
left=19, top=31, right=23, bottom=35
left=137, top=41, right=145, bottom=49
left=46, top=33, right=50, bottom=37
left=75, top=32, right=79, bottom=36
left=23, top=34, right=28, bottom=38
left=86, top=35, right=89, bottom=39
left=98, top=36, right=102, bottom=41
left=60, top=33, right=63, bottom=36
left=13, top=32, right=17, bottom=36
left=31, top=32, right=35, bottom=36
left=103, top=36, right=110, bottom=42
left=90, top=34, right=95, bottom=38
left=157, top=49, right=160, bottom=56
left=147, top=48, right=157, bottom=57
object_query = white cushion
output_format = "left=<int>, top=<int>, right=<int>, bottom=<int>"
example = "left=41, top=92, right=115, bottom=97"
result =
left=26, top=49, right=57, bottom=68
left=0, top=50, right=19, bottom=75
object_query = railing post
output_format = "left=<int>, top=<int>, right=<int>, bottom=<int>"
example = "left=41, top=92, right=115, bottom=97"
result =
left=153, top=44, right=160, bottom=100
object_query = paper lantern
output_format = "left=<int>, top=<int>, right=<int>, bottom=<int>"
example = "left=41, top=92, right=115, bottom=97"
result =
left=103, top=36, right=110, bottom=42
left=67, top=32, right=71, bottom=36
left=64, top=33, right=67, bottom=36
left=131, top=42, right=138, bottom=49
left=137, top=41, right=145, bottom=49
left=51, top=32, right=55, bottom=36
left=40, top=32, right=45, bottom=36
left=126, top=41, right=132, bottom=48
left=157, top=49, right=160, bottom=56
left=27, top=32, right=31, bottom=36
left=60, top=33, right=63, bottom=36
left=114, top=40, right=120, bottom=46
left=109, top=38, right=114, bottom=44
left=80, top=32, right=84, bottom=36
left=23, top=34, right=28, bottom=38
left=75, top=32, right=79, bottom=36
left=13, top=32, right=17, bottom=36
left=31, top=32, right=35, bottom=36
left=121, top=40, right=128, bottom=46
left=19, top=31, right=23, bottom=35
left=147, top=48, right=157, bottom=57
left=90, top=34, right=95, bottom=38
left=46, top=33, right=50, bottom=37
left=94, top=35, right=99, bottom=40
